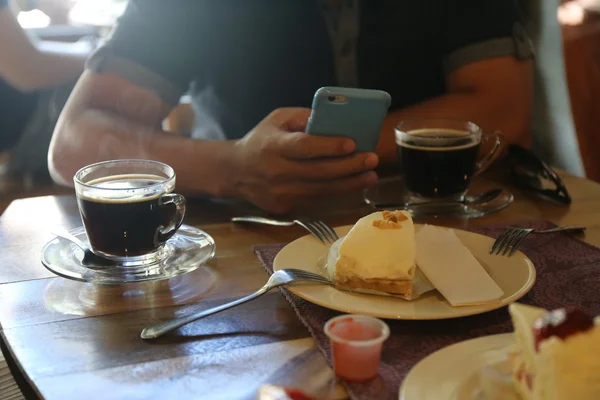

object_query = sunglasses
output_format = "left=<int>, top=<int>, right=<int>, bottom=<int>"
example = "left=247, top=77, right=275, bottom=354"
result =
left=508, top=145, right=572, bottom=205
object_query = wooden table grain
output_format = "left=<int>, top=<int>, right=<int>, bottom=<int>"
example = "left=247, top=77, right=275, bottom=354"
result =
left=1, top=171, right=600, bottom=400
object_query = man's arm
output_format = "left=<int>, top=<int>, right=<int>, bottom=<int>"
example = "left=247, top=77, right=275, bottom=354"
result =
left=0, top=6, right=88, bottom=91
left=49, top=71, right=378, bottom=213
left=377, top=56, right=533, bottom=164
left=48, top=71, right=232, bottom=197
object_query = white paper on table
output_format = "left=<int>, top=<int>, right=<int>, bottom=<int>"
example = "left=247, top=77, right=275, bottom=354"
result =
left=415, top=224, right=504, bottom=307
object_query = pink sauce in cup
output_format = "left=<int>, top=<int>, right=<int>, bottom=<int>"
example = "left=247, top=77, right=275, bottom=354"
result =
left=324, top=314, right=390, bottom=382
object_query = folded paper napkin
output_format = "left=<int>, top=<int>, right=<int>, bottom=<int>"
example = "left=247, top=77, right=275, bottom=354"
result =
left=254, top=220, right=600, bottom=400
left=416, top=225, right=504, bottom=306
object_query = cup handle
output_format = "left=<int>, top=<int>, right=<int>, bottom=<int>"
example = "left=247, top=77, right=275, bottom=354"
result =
left=474, top=130, right=505, bottom=177
left=157, top=193, right=187, bottom=243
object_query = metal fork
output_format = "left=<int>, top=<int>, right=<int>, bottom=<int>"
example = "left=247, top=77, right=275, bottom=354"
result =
left=231, top=216, right=340, bottom=244
left=490, top=226, right=586, bottom=257
left=141, top=268, right=332, bottom=339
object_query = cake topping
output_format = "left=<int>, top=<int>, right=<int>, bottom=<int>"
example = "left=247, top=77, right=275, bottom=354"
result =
left=371, top=210, right=408, bottom=229
left=533, top=307, right=594, bottom=351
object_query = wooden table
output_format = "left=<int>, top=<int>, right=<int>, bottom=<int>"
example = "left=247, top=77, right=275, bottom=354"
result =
left=1, top=171, right=600, bottom=399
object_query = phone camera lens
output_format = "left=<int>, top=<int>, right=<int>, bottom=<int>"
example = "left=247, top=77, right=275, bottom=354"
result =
left=327, top=95, right=336, bottom=102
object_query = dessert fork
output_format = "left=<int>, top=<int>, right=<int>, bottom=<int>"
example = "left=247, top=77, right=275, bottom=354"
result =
left=231, top=216, right=340, bottom=244
left=490, top=226, right=586, bottom=257
left=141, top=268, right=332, bottom=339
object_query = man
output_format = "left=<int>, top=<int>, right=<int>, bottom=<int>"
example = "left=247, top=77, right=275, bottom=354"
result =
left=49, top=0, right=533, bottom=213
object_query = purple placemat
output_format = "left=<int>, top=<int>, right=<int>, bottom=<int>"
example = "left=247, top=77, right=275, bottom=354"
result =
left=253, top=221, right=600, bottom=400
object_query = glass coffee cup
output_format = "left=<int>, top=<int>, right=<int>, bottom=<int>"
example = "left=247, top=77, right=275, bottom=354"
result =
left=74, top=159, right=186, bottom=266
left=395, top=119, right=503, bottom=204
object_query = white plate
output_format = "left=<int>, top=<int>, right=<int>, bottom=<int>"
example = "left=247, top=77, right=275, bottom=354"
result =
left=272, top=225, right=535, bottom=320
left=399, top=334, right=515, bottom=400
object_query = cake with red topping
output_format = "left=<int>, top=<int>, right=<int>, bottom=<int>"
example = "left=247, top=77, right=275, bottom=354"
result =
left=257, top=385, right=317, bottom=400
left=508, top=303, right=600, bottom=400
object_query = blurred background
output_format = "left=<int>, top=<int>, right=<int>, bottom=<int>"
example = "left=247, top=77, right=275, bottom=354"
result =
left=0, top=0, right=599, bottom=215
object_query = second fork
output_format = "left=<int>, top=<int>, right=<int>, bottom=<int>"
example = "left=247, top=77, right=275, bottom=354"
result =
left=231, top=216, right=340, bottom=244
left=490, top=225, right=586, bottom=256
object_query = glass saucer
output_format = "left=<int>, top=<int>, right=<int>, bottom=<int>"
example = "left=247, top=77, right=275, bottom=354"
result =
left=363, top=176, right=513, bottom=219
left=41, top=225, right=216, bottom=284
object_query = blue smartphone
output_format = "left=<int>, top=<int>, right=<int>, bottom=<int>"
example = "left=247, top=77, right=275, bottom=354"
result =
left=306, top=87, right=391, bottom=153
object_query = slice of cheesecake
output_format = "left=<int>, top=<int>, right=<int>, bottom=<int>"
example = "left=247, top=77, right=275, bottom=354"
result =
left=326, top=210, right=416, bottom=298
left=508, top=303, right=600, bottom=400
left=508, top=303, right=545, bottom=400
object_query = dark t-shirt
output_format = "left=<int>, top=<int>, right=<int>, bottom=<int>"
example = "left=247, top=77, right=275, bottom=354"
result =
left=88, top=0, right=531, bottom=140
left=0, top=0, right=39, bottom=150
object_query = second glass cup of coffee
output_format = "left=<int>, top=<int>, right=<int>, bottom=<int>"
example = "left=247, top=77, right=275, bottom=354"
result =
left=74, top=159, right=186, bottom=266
left=395, top=118, right=503, bottom=204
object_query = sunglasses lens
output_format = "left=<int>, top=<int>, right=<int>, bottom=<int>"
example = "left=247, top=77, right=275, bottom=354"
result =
left=508, top=145, right=571, bottom=205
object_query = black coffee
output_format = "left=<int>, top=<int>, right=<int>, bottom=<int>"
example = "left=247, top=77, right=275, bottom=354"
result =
left=78, top=174, right=175, bottom=257
left=398, top=130, right=479, bottom=198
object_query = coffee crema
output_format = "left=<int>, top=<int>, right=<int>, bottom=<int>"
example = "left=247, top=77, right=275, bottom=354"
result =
left=77, top=174, right=175, bottom=257
left=397, top=129, right=480, bottom=198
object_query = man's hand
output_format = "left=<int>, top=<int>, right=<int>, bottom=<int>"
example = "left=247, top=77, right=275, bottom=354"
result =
left=225, top=108, right=379, bottom=213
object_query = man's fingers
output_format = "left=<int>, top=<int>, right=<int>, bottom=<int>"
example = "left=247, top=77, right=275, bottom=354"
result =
left=277, top=171, right=378, bottom=198
left=261, top=107, right=359, bottom=159
left=277, top=152, right=379, bottom=181
left=265, top=107, right=312, bottom=132
left=275, top=131, right=356, bottom=159
left=245, top=171, right=378, bottom=214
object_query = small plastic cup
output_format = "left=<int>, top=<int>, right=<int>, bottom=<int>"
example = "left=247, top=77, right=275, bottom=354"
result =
left=324, top=314, right=390, bottom=382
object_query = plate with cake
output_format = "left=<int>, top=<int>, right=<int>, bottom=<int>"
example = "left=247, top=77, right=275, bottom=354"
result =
left=272, top=211, right=536, bottom=320
left=399, top=303, right=600, bottom=399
